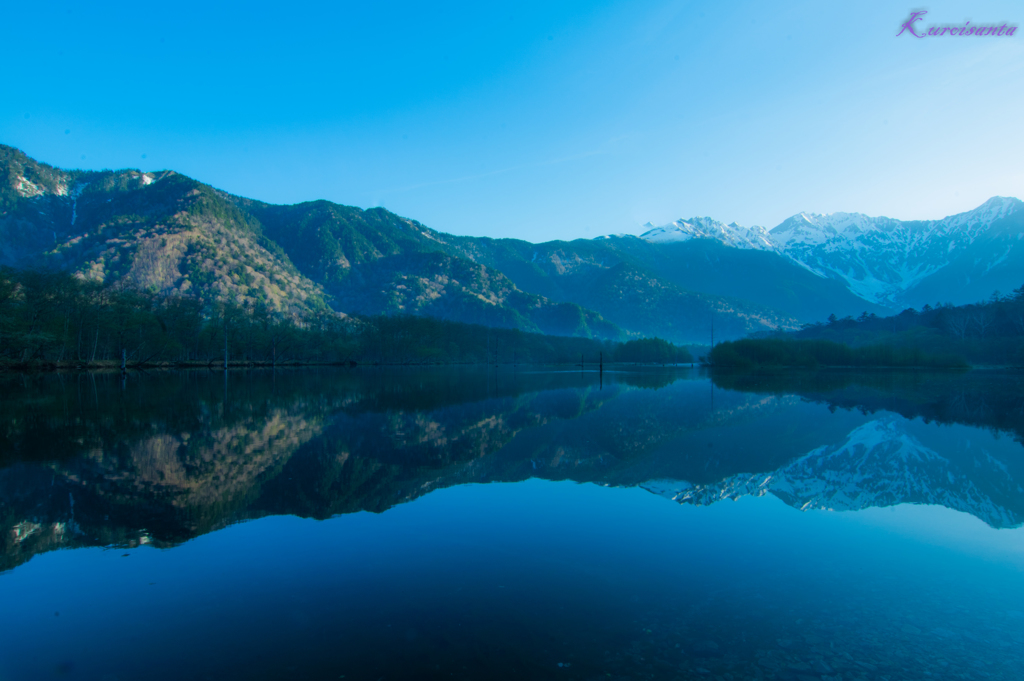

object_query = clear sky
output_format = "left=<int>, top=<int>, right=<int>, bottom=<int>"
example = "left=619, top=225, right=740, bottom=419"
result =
left=3, top=0, right=1022, bottom=242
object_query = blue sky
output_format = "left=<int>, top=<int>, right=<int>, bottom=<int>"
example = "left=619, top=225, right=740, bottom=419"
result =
left=3, top=0, right=1022, bottom=241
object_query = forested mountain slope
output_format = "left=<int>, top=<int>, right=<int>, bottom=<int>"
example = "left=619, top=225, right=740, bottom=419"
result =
left=0, top=145, right=800, bottom=342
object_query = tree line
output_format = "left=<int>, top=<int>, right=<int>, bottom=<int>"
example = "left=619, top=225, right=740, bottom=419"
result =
left=0, top=268, right=692, bottom=370
left=763, top=286, right=1024, bottom=366
left=709, top=338, right=968, bottom=369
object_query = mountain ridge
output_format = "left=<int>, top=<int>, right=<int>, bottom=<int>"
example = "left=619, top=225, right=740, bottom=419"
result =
left=5, top=143, right=1019, bottom=342
left=0, top=144, right=801, bottom=342
left=630, top=196, right=1024, bottom=310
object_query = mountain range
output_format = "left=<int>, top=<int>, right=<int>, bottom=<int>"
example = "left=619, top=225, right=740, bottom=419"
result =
left=635, top=197, right=1024, bottom=310
left=3, top=144, right=1021, bottom=343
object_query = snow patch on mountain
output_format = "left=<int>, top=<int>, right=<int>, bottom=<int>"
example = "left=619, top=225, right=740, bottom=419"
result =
left=624, top=197, right=1024, bottom=307
left=70, top=183, right=88, bottom=227
left=767, top=197, right=1024, bottom=305
left=593, top=233, right=637, bottom=241
left=14, top=176, right=46, bottom=199
left=769, top=211, right=902, bottom=250
left=638, top=217, right=777, bottom=251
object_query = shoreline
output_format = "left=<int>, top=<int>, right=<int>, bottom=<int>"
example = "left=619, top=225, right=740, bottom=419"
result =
left=1, top=361, right=1017, bottom=374
left=0, top=360, right=699, bottom=373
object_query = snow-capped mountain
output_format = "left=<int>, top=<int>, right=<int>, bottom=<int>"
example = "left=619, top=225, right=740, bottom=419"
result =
left=631, top=197, right=1024, bottom=308
left=639, top=217, right=777, bottom=252
left=770, top=197, right=1024, bottom=307
left=641, top=417, right=1024, bottom=528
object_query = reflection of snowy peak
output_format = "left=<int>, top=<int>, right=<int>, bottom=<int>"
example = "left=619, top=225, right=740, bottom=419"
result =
left=642, top=418, right=1024, bottom=528
left=639, top=217, right=777, bottom=252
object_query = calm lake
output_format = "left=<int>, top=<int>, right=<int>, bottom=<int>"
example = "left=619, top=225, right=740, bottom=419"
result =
left=1, top=367, right=1022, bottom=680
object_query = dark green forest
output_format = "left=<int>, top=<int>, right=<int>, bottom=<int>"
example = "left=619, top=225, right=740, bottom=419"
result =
left=0, top=267, right=691, bottom=369
left=708, top=287, right=1024, bottom=368
left=709, top=338, right=968, bottom=369
left=788, top=288, right=1024, bottom=365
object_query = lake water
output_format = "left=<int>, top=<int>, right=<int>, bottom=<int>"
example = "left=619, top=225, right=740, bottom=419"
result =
left=1, top=367, right=1022, bottom=680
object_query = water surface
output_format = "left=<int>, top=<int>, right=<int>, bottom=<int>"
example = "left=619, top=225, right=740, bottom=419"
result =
left=1, top=367, right=1022, bottom=680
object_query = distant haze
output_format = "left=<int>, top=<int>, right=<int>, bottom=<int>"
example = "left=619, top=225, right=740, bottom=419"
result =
left=3, top=0, right=1022, bottom=242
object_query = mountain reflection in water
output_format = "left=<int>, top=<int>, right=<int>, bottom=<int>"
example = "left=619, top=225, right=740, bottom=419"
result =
left=0, top=367, right=1022, bottom=680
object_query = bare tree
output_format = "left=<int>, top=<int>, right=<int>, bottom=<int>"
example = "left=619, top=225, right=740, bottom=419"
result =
left=972, top=307, right=994, bottom=338
left=945, top=309, right=970, bottom=341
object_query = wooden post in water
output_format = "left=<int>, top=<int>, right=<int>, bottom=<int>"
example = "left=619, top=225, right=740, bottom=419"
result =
left=224, top=331, right=228, bottom=371
left=599, top=351, right=603, bottom=374
left=120, top=348, right=126, bottom=374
